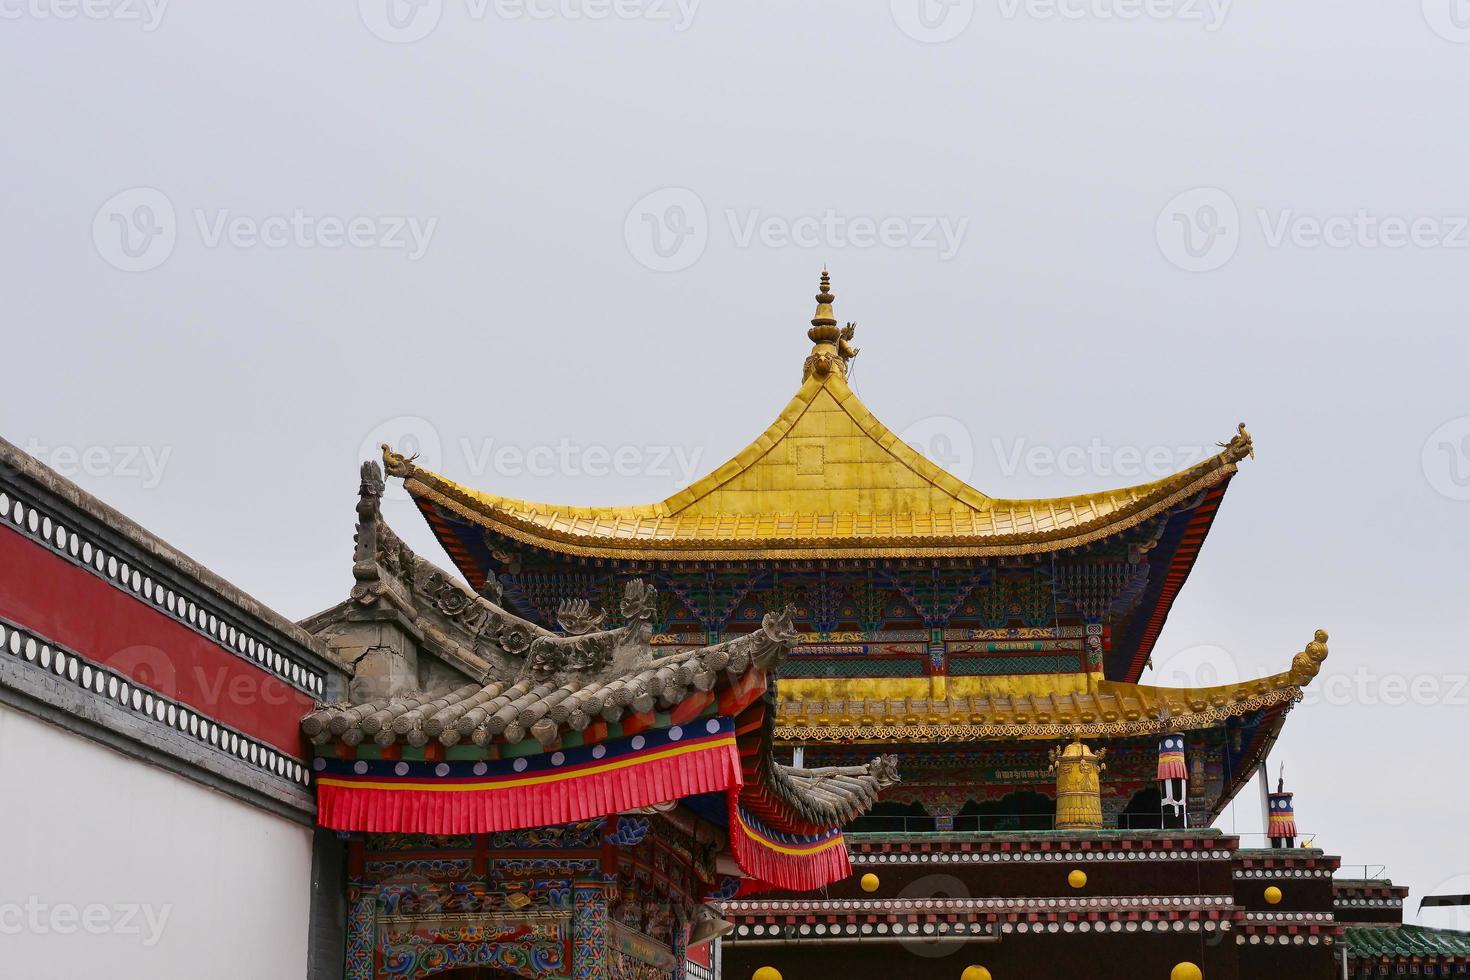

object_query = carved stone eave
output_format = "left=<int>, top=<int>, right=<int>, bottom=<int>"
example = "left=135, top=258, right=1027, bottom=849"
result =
left=686, top=605, right=800, bottom=677
left=766, top=753, right=901, bottom=827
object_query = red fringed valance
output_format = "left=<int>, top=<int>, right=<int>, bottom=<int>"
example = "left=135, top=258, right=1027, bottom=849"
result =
left=1268, top=813, right=1298, bottom=838
left=311, top=704, right=857, bottom=894
left=725, top=802, right=851, bottom=894
left=316, top=728, right=742, bottom=835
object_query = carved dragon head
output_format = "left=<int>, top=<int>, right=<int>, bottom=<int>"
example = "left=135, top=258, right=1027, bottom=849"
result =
left=867, top=754, right=901, bottom=789
left=359, top=460, right=385, bottom=498
left=380, top=442, right=419, bottom=479
left=749, top=603, right=801, bottom=672
left=555, top=597, right=607, bottom=636
left=761, top=603, right=800, bottom=647
left=1217, top=422, right=1254, bottom=463
left=620, top=579, right=660, bottom=624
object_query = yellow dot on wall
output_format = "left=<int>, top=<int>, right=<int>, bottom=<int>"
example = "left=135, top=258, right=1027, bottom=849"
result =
left=753, top=968, right=783, bottom=980
left=961, top=967, right=993, bottom=980
left=1068, top=869, right=1087, bottom=889
left=1265, top=886, right=1283, bottom=905
left=860, top=873, right=880, bottom=893
left=1171, top=963, right=1203, bottom=980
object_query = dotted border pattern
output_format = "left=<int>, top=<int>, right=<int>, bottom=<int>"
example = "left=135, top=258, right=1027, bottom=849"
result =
left=0, top=616, right=309, bottom=786
left=728, top=895, right=1238, bottom=915
left=1237, top=933, right=1334, bottom=946
left=1334, top=897, right=1404, bottom=909
left=1244, top=911, right=1336, bottom=923
left=0, top=485, right=324, bottom=697
left=726, top=912, right=1238, bottom=942
left=855, top=846, right=1238, bottom=866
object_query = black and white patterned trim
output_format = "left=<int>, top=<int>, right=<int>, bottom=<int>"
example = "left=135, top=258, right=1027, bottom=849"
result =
left=1236, top=933, right=1334, bottom=946
left=1234, top=867, right=1334, bottom=880
left=1000, top=918, right=1224, bottom=935
left=856, top=847, right=1236, bottom=866
left=727, top=896, right=1237, bottom=915
left=1244, top=911, right=1335, bottom=923
left=0, top=617, right=309, bottom=785
left=1334, top=897, right=1403, bottom=909
left=729, top=919, right=996, bottom=941
left=0, top=486, right=324, bottom=696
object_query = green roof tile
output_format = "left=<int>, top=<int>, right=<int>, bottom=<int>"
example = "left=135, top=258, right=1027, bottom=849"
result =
left=1346, top=925, right=1470, bottom=960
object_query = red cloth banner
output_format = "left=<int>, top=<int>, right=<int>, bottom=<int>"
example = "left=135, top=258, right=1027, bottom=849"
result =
left=316, top=728, right=743, bottom=835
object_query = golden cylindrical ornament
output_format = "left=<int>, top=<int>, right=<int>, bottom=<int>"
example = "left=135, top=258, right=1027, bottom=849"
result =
left=1051, top=737, right=1106, bottom=831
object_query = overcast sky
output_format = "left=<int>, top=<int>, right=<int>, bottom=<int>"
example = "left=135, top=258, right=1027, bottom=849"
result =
left=4, top=0, right=1470, bottom=921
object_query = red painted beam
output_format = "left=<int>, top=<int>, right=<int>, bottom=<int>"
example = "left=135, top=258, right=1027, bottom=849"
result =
left=0, top=523, right=310, bottom=754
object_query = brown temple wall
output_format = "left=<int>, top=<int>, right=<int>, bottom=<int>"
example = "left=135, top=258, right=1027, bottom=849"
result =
left=723, top=932, right=1246, bottom=980
left=1237, top=943, right=1338, bottom=978
left=1232, top=876, right=1335, bottom=913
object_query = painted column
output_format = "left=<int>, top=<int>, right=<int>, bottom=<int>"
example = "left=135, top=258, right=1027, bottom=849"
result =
left=671, top=913, right=691, bottom=980
left=343, top=884, right=377, bottom=980
left=573, top=876, right=614, bottom=980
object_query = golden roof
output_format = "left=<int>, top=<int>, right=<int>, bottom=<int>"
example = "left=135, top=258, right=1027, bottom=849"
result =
left=773, top=630, right=1329, bottom=743
left=386, top=272, right=1254, bottom=561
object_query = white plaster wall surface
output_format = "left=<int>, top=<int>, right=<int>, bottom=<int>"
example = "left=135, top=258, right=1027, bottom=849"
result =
left=0, top=704, right=313, bottom=980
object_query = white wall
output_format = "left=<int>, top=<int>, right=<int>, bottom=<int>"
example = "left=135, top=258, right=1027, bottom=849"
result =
left=0, top=704, right=314, bottom=980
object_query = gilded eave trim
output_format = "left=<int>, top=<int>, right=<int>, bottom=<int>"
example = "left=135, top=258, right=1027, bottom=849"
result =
left=403, top=460, right=1237, bottom=562
left=772, top=686, right=1302, bottom=744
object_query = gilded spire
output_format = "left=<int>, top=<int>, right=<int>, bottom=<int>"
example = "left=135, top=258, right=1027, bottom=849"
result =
left=802, top=268, right=859, bottom=381
left=810, top=266, right=837, bottom=333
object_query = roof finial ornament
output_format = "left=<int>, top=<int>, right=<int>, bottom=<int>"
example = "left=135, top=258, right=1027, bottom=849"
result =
left=811, top=266, right=837, bottom=330
left=381, top=442, right=419, bottom=479
left=1218, top=422, right=1254, bottom=463
left=803, top=268, right=859, bottom=381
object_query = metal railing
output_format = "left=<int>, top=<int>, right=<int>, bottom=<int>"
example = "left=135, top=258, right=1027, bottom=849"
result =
left=1334, top=864, right=1388, bottom=881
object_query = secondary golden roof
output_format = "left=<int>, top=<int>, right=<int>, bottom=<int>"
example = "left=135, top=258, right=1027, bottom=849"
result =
left=773, top=630, right=1330, bottom=743
left=385, top=271, right=1254, bottom=560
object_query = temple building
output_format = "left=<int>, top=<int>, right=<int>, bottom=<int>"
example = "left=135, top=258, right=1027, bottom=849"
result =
left=1, top=271, right=1467, bottom=979
left=299, top=457, right=896, bottom=978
